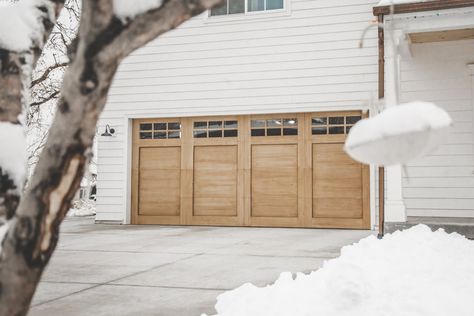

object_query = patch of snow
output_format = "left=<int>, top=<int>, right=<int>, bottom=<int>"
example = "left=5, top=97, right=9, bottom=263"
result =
left=0, top=122, right=27, bottom=190
left=206, top=225, right=474, bottom=316
left=344, top=101, right=452, bottom=166
left=68, top=199, right=96, bottom=217
left=113, top=0, right=163, bottom=19
left=376, top=0, right=430, bottom=6
left=0, top=0, right=45, bottom=51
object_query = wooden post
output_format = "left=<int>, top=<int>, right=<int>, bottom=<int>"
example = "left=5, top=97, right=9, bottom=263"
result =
left=377, top=14, right=385, bottom=239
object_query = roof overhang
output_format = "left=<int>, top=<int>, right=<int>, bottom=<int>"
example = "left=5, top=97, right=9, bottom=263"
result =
left=373, top=0, right=474, bottom=16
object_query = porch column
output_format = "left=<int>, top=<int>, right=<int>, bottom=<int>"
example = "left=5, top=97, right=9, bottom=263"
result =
left=383, top=27, right=407, bottom=223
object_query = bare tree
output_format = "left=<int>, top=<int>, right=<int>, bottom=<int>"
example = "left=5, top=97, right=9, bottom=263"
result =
left=0, top=0, right=222, bottom=315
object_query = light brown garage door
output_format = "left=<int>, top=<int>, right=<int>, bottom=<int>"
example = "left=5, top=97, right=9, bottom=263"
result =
left=131, top=111, right=370, bottom=229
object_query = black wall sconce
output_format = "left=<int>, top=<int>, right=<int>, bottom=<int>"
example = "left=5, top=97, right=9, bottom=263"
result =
left=101, top=124, right=115, bottom=137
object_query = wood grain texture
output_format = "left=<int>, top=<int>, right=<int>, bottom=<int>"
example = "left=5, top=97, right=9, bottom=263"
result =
left=193, top=145, right=238, bottom=216
left=409, top=28, right=474, bottom=44
left=138, top=147, right=181, bottom=216
left=251, top=144, right=298, bottom=218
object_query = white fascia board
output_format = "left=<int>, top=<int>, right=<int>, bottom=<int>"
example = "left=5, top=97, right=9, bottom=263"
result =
left=385, top=7, right=474, bottom=34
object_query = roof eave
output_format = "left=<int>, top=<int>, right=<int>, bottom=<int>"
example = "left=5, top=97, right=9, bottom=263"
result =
left=373, top=0, right=474, bottom=16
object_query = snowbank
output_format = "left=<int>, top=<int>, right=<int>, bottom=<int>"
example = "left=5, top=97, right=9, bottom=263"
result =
left=207, top=225, right=474, bottom=316
left=68, top=199, right=96, bottom=217
left=113, top=0, right=163, bottom=19
left=0, top=122, right=27, bottom=190
left=344, top=102, right=452, bottom=166
left=0, top=0, right=45, bottom=51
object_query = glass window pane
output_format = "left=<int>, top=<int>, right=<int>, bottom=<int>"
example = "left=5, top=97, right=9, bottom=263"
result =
left=224, top=129, right=238, bottom=137
left=168, top=131, right=180, bottom=139
left=209, top=130, right=223, bottom=138
left=283, top=128, right=297, bottom=136
left=210, top=2, right=227, bottom=15
left=168, top=122, right=181, bottom=130
left=267, top=128, right=281, bottom=136
left=329, top=126, right=345, bottom=134
left=346, top=126, right=352, bottom=134
left=154, top=123, right=166, bottom=130
left=154, top=131, right=166, bottom=139
left=229, top=0, right=244, bottom=13
left=266, top=0, right=283, bottom=10
left=266, top=119, right=281, bottom=127
left=329, top=117, right=344, bottom=125
left=251, top=120, right=265, bottom=128
left=312, top=127, right=327, bottom=135
left=251, top=129, right=265, bottom=137
left=194, top=130, right=207, bottom=138
left=283, top=118, right=297, bottom=127
left=140, top=123, right=152, bottom=131
left=209, top=121, right=223, bottom=129
left=248, top=0, right=264, bottom=11
left=224, top=120, right=238, bottom=129
left=312, top=117, right=327, bottom=125
left=346, top=116, right=362, bottom=125
left=194, top=121, right=207, bottom=129
left=140, top=132, right=152, bottom=139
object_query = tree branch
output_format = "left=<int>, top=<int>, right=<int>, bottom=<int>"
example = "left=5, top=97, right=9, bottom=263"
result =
left=31, top=62, right=68, bottom=88
left=29, top=90, right=60, bottom=107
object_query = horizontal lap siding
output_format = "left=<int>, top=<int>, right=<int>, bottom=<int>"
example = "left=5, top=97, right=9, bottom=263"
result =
left=96, top=0, right=379, bottom=222
left=400, top=39, right=474, bottom=218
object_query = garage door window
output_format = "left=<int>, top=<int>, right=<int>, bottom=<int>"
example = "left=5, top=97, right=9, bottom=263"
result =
left=193, top=120, right=239, bottom=138
left=251, top=118, right=297, bottom=136
left=139, top=122, right=181, bottom=139
left=311, top=115, right=361, bottom=135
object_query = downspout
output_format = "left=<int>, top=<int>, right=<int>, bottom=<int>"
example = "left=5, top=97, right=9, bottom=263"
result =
left=377, top=14, right=385, bottom=239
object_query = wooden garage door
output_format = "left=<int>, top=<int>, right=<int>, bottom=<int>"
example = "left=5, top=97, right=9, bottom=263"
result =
left=131, top=112, right=370, bottom=229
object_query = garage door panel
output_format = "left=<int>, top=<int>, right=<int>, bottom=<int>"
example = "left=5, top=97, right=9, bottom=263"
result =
left=313, top=198, right=363, bottom=219
left=314, top=186, right=362, bottom=199
left=252, top=194, right=298, bottom=217
left=138, top=147, right=181, bottom=217
left=251, top=144, right=298, bottom=219
left=312, top=143, right=364, bottom=222
left=193, top=197, right=237, bottom=216
left=193, top=145, right=238, bottom=217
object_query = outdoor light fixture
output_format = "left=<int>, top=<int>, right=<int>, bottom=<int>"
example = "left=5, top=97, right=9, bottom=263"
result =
left=101, top=124, right=115, bottom=137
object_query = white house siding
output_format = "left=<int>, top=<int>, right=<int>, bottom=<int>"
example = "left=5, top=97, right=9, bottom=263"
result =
left=96, top=0, right=380, bottom=222
left=400, top=39, right=474, bottom=218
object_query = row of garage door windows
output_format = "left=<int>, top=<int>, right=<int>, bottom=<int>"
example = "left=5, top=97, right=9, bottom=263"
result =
left=139, top=115, right=362, bottom=140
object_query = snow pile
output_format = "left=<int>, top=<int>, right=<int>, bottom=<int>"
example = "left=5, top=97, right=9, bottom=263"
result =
left=68, top=199, right=96, bottom=217
left=0, top=0, right=45, bottom=51
left=344, top=102, right=452, bottom=166
left=0, top=122, right=27, bottom=190
left=113, top=0, right=163, bottom=19
left=377, top=0, right=430, bottom=6
left=207, top=225, right=474, bottom=316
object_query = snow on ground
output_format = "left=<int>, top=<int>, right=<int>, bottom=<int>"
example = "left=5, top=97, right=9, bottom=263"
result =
left=68, top=199, right=96, bottom=217
left=206, top=225, right=474, bottom=316
left=113, top=0, right=163, bottom=19
left=0, top=122, right=27, bottom=190
left=344, top=102, right=452, bottom=166
left=0, top=0, right=45, bottom=51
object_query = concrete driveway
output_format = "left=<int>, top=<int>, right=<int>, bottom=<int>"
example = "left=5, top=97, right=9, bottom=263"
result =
left=29, top=217, right=373, bottom=316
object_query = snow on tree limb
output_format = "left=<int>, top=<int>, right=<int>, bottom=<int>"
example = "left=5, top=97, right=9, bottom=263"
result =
left=0, top=123, right=27, bottom=190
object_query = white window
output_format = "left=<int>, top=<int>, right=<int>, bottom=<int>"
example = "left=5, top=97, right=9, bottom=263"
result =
left=210, top=0, right=283, bottom=16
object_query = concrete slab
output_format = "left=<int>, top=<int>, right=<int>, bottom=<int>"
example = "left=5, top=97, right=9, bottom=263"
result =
left=28, top=217, right=373, bottom=316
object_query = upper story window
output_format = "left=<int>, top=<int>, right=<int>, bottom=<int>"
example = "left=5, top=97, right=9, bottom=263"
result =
left=210, top=0, right=283, bottom=16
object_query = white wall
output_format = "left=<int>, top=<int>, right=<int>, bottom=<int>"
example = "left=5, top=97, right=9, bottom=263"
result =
left=96, top=0, right=380, bottom=222
left=400, top=39, right=474, bottom=217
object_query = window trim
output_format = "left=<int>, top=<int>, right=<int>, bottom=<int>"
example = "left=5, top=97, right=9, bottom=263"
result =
left=205, top=0, right=290, bottom=22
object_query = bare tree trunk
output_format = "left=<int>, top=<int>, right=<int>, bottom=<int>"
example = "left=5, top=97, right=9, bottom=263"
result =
left=0, top=0, right=222, bottom=314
